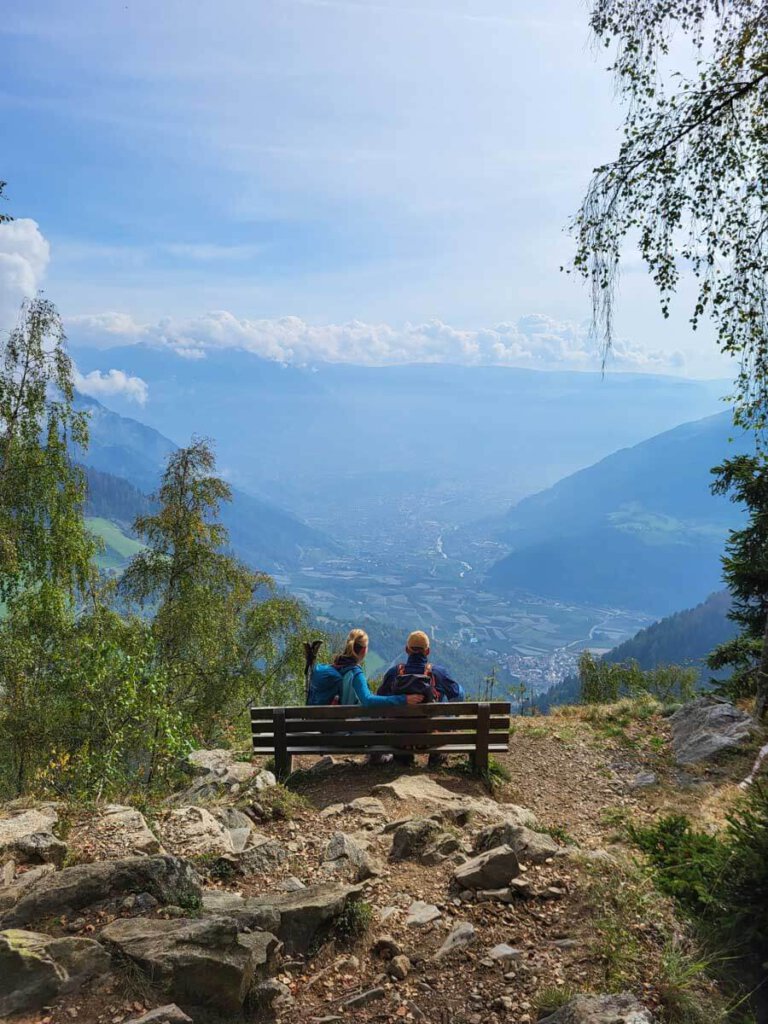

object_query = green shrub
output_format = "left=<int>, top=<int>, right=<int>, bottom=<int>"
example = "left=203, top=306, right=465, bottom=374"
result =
left=334, top=899, right=373, bottom=943
left=630, top=788, right=768, bottom=1019
left=628, top=815, right=727, bottom=917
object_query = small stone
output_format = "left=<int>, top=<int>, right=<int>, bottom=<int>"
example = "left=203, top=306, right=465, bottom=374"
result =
left=309, top=756, right=336, bottom=773
left=319, top=804, right=345, bottom=819
left=488, top=944, right=523, bottom=962
left=492, top=995, right=514, bottom=1011
left=629, top=771, right=658, bottom=790
left=543, top=886, right=566, bottom=900
left=341, top=987, right=386, bottom=1009
left=406, top=901, right=441, bottom=927
left=278, top=876, right=306, bottom=893
left=372, top=935, right=403, bottom=959
left=433, top=921, right=476, bottom=959
left=551, top=938, right=579, bottom=949
left=124, top=1004, right=193, bottom=1024
left=509, top=877, right=534, bottom=898
left=388, top=954, right=411, bottom=980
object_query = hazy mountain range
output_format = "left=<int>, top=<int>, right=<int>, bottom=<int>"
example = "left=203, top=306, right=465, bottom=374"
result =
left=71, top=344, right=726, bottom=532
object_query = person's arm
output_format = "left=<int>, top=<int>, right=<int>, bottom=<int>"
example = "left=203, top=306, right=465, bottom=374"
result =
left=435, top=666, right=465, bottom=702
left=352, top=667, right=408, bottom=706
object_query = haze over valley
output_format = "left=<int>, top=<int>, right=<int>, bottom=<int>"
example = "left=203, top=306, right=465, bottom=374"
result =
left=71, top=348, right=741, bottom=697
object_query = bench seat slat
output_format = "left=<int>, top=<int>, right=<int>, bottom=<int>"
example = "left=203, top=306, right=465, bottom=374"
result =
left=284, top=743, right=510, bottom=755
left=277, top=733, right=509, bottom=750
left=272, top=717, right=510, bottom=735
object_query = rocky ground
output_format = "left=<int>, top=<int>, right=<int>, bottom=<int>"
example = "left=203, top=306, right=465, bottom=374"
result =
left=0, top=696, right=763, bottom=1024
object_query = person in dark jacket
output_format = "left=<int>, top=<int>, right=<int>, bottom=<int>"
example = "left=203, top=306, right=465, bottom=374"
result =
left=378, top=630, right=465, bottom=767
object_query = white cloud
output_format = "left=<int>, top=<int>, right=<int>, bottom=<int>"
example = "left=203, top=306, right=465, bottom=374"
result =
left=67, top=309, right=686, bottom=374
left=74, top=367, right=149, bottom=404
left=0, top=219, right=51, bottom=331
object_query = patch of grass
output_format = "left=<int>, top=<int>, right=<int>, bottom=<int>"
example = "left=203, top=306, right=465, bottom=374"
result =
left=452, top=754, right=511, bottom=791
left=174, top=889, right=203, bottom=913
left=600, top=805, right=631, bottom=831
left=534, top=984, right=579, bottom=1017
left=191, top=853, right=238, bottom=883
left=542, top=822, right=575, bottom=846
left=334, top=899, right=374, bottom=943
left=255, top=783, right=310, bottom=821
left=658, top=943, right=727, bottom=1024
left=583, top=861, right=660, bottom=990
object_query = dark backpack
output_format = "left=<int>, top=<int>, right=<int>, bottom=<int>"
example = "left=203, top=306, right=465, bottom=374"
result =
left=389, top=663, right=440, bottom=703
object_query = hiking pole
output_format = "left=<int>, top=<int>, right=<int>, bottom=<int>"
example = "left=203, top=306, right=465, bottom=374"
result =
left=303, top=639, right=324, bottom=703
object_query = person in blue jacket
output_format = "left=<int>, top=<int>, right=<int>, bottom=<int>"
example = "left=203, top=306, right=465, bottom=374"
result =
left=308, top=628, right=425, bottom=708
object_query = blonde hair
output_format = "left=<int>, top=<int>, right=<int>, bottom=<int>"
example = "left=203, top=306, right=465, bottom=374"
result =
left=406, top=630, right=430, bottom=654
left=337, top=628, right=369, bottom=662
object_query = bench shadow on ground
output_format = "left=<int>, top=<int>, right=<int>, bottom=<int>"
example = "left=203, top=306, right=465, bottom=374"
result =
left=283, top=755, right=496, bottom=811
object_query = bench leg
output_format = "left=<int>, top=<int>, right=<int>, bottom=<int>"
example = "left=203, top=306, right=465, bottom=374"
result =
left=273, top=709, right=292, bottom=781
left=472, top=702, right=491, bottom=776
left=275, top=749, right=293, bottom=781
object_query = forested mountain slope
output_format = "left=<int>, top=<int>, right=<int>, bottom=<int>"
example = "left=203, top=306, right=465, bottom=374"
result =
left=535, top=590, right=737, bottom=712
left=487, top=412, right=747, bottom=614
left=75, top=394, right=337, bottom=571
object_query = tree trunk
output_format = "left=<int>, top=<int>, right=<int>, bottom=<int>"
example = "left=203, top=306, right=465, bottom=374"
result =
left=756, top=609, right=768, bottom=720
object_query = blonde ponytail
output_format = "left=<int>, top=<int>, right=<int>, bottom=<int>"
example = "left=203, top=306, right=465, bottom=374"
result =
left=336, top=628, right=369, bottom=663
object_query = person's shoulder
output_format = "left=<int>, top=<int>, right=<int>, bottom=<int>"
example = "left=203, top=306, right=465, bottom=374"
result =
left=431, top=663, right=451, bottom=677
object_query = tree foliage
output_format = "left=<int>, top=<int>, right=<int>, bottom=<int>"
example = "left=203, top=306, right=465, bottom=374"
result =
left=120, top=438, right=306, bottom=757
left=708, top=453, right=768, bottom=711
left=0, top=180, right=11, bottom=224
left=573, top=1, right=768, bottom=429
left=579, top=650, right=697, bottom=704
left=0, top=300, right=308, bottom=800
left=0, top=297, right=96, bottom=602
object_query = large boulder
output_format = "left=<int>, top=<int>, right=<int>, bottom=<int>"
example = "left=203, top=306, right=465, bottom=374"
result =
left=390, top=818, right=443, bottom=861
left=322, top=832, right=380, bottom=882
left=101, top=915, right=280, bottom=1012
left=0, top=855, right=201, bottom=928
left=474, top=823, right=561, bottom=864
left=201, top=890, right=281, bottom=934
left=156, top=807, right=235, bottom=858
left=174, top=752, right=276, bottom=805
left=236, top=836, right=289, bottom=875
left=248, top=882, right=363, bottom=954
left=214, top=808, right=254, bottom=853
left=453, top=845, right=520, bottom=890
left=539, top=993, right=654, bottom=1023
left=80, top=805, right=164, bottom=859
left=187, top=749, right=237, bottom=775
left=670, top=697, right=756, bottom=765
left=0, top=807, right=65, bottom=868
left=0, top=929, right=109, bottom=1016
left=373, top=775, right=536, bottom=826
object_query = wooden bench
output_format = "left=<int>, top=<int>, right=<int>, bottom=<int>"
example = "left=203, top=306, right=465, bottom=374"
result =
left=250, top=701, right=511, bottom=779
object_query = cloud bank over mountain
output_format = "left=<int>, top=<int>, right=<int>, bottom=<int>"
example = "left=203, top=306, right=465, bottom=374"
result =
left=0, top=219, right=50, bottom=330
left=74, top=367, right=148, bottom=404
left=68, top=309, right=686, bottom=373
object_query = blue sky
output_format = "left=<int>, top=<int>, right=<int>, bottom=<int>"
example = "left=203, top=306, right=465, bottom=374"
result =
left=0, top=0, right=729, bottom=393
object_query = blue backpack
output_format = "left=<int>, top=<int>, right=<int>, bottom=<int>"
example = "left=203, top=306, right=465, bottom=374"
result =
left=308, top=664, right=361, bottom=706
